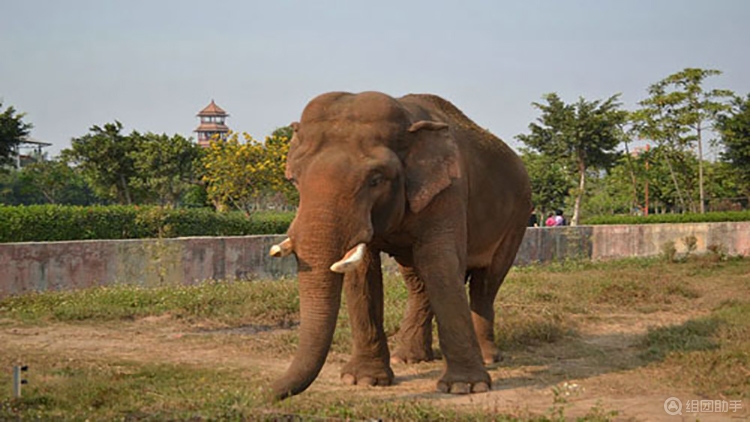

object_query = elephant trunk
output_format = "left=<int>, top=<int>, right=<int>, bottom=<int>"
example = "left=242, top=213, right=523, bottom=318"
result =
left=271, top=268, right=342, bottom=400
left=271, top=210, right=349, bottom=400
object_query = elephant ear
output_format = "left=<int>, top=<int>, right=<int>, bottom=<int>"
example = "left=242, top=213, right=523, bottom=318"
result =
left=405, top=121, right=461, bottom=214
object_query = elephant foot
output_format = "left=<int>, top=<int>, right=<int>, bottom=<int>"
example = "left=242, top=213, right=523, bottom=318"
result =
left=341, top=357, right=394, bottom=387
left=480, top=343, right=502, bottom=365
left=390, top=342, right=435, bottom=364
left=436, top=367, right=492, bottom=395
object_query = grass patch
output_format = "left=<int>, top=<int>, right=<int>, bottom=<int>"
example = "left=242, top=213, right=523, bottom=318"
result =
left=638, top=300, right=750, bottom=399
left=0, top=355, right=267, bottom=420
left=0, top=279, right=300, bottom=326
left=496, top=308, right=572, bottom=350
left=595, top=275, right=701, bottom=308
left=639, top=318, right=721, bottom=361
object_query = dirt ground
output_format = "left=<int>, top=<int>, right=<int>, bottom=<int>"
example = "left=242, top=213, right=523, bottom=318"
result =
left=2, top=309, right=744, bottom=421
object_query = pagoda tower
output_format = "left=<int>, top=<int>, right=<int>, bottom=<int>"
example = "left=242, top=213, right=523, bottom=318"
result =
left=195, top=100, right=230, bottom=147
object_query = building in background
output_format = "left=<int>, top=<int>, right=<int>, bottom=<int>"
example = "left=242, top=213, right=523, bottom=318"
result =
left=12, top=137, right=51, bottom=169
left=194, top=100, right=230, bottom=147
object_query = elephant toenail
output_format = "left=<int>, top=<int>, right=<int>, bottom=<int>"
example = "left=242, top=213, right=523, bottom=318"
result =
left=437, top=381, right=450, bottom=393
left=472, top=382, right=491, bottom=393
left=341, top=374, right=356, bottom=385
left=449, top=382, right=472, bottom=394
left=360, top=376, right=376, bottom=386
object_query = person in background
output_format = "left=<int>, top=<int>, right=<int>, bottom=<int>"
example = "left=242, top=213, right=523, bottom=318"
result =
left=528, top=207, right=539, bottom=227
left=554, top=209, right=566, bottom=226
left=545, top=212, right=557, bottom=227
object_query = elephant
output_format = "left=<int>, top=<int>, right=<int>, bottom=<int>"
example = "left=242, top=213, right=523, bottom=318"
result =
left=269, top=91, right=531, bottom=400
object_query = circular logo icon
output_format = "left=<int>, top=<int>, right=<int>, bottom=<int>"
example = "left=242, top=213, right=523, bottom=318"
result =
left=664, top=397, right=682, bottom=416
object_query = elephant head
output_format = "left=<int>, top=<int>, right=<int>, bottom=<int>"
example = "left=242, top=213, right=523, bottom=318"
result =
left=270, top=92, right=460, bottom=399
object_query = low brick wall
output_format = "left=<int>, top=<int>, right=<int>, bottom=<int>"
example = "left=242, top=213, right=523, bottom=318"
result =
left=1, top=222, right=748, bottom=297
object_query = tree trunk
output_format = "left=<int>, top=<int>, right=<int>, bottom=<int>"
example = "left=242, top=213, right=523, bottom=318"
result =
left=622, top=137, right=640, bottom=212
left=571, top=160, right=586, bottom=226
left=664, top=149, right=687, bottom=212
left=120, top=173, right=132, bottom=205
left=697, top=123, right=705, bottom=214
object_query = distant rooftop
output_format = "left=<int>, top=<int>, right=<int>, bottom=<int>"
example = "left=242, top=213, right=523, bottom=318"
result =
left=196, top=100, right=228, bottom=117
left=19, top=136, right=52, bottom=147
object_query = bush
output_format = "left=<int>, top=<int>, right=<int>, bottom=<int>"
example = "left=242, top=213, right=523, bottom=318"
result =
left=0, top=205, right=294, bottom=243
left=582, top=210, right=750, bottom=225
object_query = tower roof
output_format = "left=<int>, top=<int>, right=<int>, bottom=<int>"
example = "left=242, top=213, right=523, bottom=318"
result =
left=197, top=100, right=228, bottom=117
left=194, top=122, right=230, bottom=132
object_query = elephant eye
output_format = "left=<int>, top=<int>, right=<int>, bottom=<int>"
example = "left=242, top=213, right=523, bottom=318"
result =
left=368, top=173, right=384, bottom=187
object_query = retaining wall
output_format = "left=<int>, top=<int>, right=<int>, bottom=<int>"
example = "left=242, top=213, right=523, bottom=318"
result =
left=1, top=222, right=748, bottom=297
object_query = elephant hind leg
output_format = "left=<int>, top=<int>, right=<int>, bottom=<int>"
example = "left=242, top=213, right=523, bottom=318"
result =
left=468, top=268, right=501, bottom=365
left=391, top=265, right=435, bottom=364
left=469, top=227, right=526, bottom=364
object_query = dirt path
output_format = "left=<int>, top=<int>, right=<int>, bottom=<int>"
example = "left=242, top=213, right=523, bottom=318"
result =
left=0, top=312, right=741, bottom=421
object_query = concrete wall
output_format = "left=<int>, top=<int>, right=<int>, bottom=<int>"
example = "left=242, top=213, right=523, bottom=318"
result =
left=1, top=222, right=748, bottom=298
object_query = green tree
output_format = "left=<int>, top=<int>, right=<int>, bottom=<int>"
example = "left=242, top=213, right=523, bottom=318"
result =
left=0, top=101, right=33, bottom=169
left=704, top=160, right=745, bottom=210
left=63, top=122, right=141, bottom=205
left=265, top=127, right=297, bottom=206
left=129, top=132, right=203, bottom=206
left=201, top=129, right=295, bottom=214
left=516, top=93, right=627, bottom=225
left=21, top=159, right=95, bottom=204
left=717, top=94, right=750, bottom=198
left=271, top=125, right=294, bottom=141
left=645, top=146, right=701, bottom=213
left=0, top=162, right=96, bottom=205
left=637, top=68, right=733, bottom=213
left=583, top=155, right=641, bottom=217
left=631, top=87, right=692, bottom=212
left=519, top=150, right=572, bottom=218
left=0, top=170, right=38, bottom=204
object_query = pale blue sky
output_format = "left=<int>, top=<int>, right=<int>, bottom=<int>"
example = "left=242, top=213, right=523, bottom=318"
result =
left=1, top=0, right=749, bottom=156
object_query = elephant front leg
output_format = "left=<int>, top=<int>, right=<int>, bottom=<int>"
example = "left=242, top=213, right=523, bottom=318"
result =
left=341, top=249, right=394, bottom=387
left=391, top=265, right=435, bottom=364
left=414, top=237, right=491, bottom=394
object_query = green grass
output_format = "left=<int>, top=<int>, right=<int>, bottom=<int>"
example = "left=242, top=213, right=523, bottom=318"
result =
left=640, top=318, right=722, bottom=361
left=0, top=358, right=266, bottom=420
left=0, top=279, right=299, bottom=326
left=639, top=300, right=750, bottom=399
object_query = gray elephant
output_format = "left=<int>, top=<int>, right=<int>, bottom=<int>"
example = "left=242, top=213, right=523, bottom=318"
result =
left=269, top=91, right=531, bottom=399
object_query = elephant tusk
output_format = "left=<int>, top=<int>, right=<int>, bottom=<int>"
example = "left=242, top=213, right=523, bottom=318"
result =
left=329, top=243, right=366, bottom=273
left=269, top=238, right=294, bottom=258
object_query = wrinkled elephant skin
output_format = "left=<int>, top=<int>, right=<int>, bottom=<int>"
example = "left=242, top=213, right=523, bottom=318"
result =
left=271, top=91, right=531, bottom=400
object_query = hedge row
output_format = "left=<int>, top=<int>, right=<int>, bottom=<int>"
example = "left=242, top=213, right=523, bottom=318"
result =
left=0, top=205, right=294, bottom=243
left=3, top=205, right=748, bottom=243
left=583, top=210, right=750, bottom=225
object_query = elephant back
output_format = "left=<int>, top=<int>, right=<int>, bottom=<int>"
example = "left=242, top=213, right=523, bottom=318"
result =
left=400, top=94, right=515, bottom=157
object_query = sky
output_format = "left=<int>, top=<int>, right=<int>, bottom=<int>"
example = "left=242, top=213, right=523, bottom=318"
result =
left=1, top=0, right=749, bottom=157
